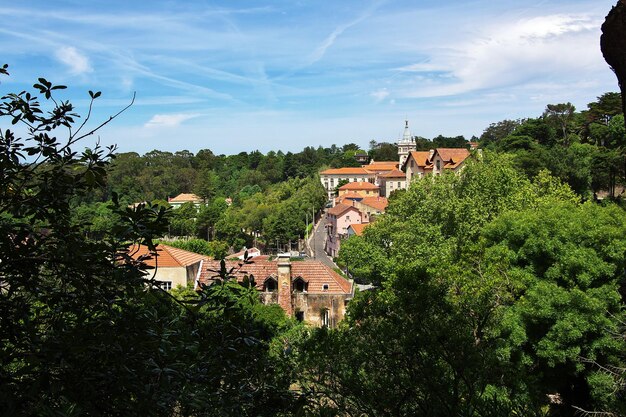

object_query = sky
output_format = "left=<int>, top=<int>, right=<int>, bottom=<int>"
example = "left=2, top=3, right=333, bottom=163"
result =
left=0, top=0, right=620, bottom=155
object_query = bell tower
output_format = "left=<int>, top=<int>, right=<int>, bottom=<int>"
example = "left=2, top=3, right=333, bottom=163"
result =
left=397, top=120, right=416, bottom=167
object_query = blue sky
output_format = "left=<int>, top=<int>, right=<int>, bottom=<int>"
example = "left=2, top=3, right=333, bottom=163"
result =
left=0, top=0, right=619, bottom=155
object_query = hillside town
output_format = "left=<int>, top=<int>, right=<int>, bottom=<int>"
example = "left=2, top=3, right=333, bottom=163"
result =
left=3, top=1, right=626, bottom=416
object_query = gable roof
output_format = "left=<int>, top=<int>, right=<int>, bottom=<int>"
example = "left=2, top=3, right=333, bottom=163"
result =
left=348, top=223, right=368, bottom=236
left=199, top=258, right=353, bottom=294
left=359, top=196, right=388, bottom=212
left=433, top=148, right=471, bottom=169
left=169, top=193, right=203, bottom=204
left=230, top=247, right=262, bottom=260
left=129, top=244, right=208, bottom=268
left=337, top=192, right=364, bottom=201
left=339, top=181, right=379, bottom=191
left=404, top=151, right=433, bottom=170
left=363, top=161, right=398, bottom=172
left=327, top=203, right=361, bottom=217
left=378, top=169, right=406, bottom=179
left=319, top=167, right=372, bottom=176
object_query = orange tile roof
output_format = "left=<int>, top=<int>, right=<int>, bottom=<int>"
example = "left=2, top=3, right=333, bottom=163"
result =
left=348, top=223, right=368, bottom=236
left=359, top=196, right=388, bottom=212
left=199, top=258, right=353, bottom=294
left=337, top=192, right=363, bottom=200
left=169, top=193, right=202, bottom=203
left=366, top=160, right=398, bottom=167
left=327, top=203, right=360, bottom=217
left=319, top=167, right=372, bottom=175
left=407, top=151, right=433, bottom=168
left=339, top=181, right=379, bottom=191
left=378, top=169, right=406, bottom=178
left=435, top=148, right=470, bottom=169
left=128, top=244, right=208, bottom=268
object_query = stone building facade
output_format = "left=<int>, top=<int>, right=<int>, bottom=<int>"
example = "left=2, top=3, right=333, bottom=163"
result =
left=199, top=255, right=354, bottom=327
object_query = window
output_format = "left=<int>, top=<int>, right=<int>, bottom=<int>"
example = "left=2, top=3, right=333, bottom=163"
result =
left=295, top=311, right=304, bottom=322
left=322, top=284, right=329, bottom=291
left=346, top=215, right=350, bottom=221
left=160, top=281, right=172, bottom=291
left=398, top=181, right=401, bottom=188
left=436, top=159, right=441, bottom=171
left=293, top=277, right=307, bottom=292
left=321, top=309, right=330, bottom=328
left=264, top=277, right=277, bottom=292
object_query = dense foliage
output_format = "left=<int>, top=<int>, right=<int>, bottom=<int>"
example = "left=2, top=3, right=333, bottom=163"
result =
left=0, top=70, right=300, bottom=416
left=333, top=157, right=626, bottom=416
left=478, top=92, right=626, bottom=199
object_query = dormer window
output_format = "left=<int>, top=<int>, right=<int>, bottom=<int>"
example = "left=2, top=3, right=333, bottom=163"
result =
left=293, top=277, right=307, bottom=293
left=263, top=277, right=278, bottom=292
left=322, top=284, right=329, bottom=291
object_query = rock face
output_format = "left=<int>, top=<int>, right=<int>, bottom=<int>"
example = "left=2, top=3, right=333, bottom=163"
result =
left=601, top=0, right=626, bottom=121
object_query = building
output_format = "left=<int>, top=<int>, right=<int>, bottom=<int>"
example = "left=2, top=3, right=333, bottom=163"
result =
left=347, top=223, right=368, bottom=237
left=230, top=247, right=262, bottom=260
left=430, top=148, right=471, bottom=176
left=199, top=254, right=354, bottom=327
left=402, top=148, right=471, bottom=181
left=402, top=151, right=433, bottom=183
left=338, top=181, right=380, bottom=198
left=377, top=169, right=407, bottom=197
left=354, top=150, right=369, bottom=164
left=129, top=244, right=207, bottom=290
left=168, top=193, right=203, bottom=209
left=325, top=203, right=364, bottom=257
left=319, top=167, right=373, bottom=200
left=397, top=120, right=417, bottom=166
left=319, top=162, right=398, bottom=200
left=352, top=196, right=388, bottom=220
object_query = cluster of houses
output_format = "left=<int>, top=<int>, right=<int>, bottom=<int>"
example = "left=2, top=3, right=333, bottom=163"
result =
left=128, top=120, right=474, bottom=329
left=130, top=243, right=354, bottom=328
left=320, top=120, right=473, bottom=258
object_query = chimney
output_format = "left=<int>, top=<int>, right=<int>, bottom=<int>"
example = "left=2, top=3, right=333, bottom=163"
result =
left=428, top=149, right=435, bottom=160
left=277, top=253, right=293, bottom=316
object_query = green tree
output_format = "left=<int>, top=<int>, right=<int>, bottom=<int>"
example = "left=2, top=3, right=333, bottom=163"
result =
left=478, top=201, right=626, bottom=414
left=543, top=102, right=577, bottom=145
left=0, top=68, right=300, bottom=416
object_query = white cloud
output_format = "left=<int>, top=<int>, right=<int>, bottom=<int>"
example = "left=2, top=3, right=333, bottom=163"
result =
left=400, top=13, right=605, bottom=98
left=55, top=46, right=93, bottom=75
left=144, top=113, right=199, bottom=128
left=370, top=88, right=390, bottom=102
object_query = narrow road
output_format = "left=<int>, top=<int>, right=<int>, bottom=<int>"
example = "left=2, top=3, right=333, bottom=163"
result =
left=308, top=210, right=338, bottom=270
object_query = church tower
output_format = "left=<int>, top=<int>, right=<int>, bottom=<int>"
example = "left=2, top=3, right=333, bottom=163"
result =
left=397, top=120, right=416, bottom=166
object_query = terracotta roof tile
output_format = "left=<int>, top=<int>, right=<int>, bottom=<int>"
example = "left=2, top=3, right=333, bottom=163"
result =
left=337, top=192, right=363, bottom=201
left=327, top=203, right=360, bottom=217
left=128, top=244, right=208, bottom=268
left=435, top=148, right=470, bottom=169
left=378, top=169, right=406, bottom=178
left=199, top=258, right=353, bottom=294
left=348, top=223, right=368, bottom=236
left=168, top=193, right=202, bottom=203
left=339, top=181, right=379, bottom=191
left=359, top=196, right=388, bottom=212
left=407, top=151, right=433, bottom=168
left=319, top=167, right=371, bottom=175
left=363, top=162, right=398, bottom=173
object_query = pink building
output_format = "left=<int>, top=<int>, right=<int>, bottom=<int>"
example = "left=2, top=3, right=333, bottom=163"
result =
left=324, top=203, right=363, bottom=258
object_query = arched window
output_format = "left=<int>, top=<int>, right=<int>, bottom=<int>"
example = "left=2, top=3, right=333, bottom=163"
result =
left=263, top=277, right=277, bottom=292
left=293, top=277, right=307, bottom=293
